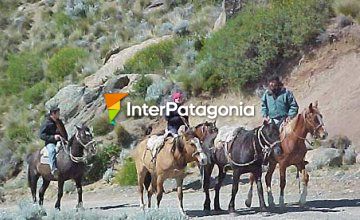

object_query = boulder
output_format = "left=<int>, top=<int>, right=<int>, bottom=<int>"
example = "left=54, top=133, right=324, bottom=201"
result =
left=83, top=87, right=102, bottom=104
left=45, top=85, right=85, bottom=122
left=343, top=146, right=357, bottom=165
left=305, top=148, right=343, bottom=171
left=356, top=154, right=360, bottom=164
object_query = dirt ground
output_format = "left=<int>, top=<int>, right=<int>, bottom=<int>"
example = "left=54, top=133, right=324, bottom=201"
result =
left=1, top=164, right=360, bottom=219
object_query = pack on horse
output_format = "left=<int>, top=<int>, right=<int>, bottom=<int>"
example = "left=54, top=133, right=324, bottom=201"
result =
left=27, top=124, right=96, bottom=210
left=245, top=102, right=328, bottom=209
left=133, top=122, right=218, bottom=214
left=202, top=121, right=281, bottom=213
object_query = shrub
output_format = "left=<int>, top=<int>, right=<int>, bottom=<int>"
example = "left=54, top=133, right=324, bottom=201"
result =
left=114, top=157, right=137, bottom=186
left=22, top=81, right=47, bottom=104
left=5, top=52, right=44, bottom=94
left=333, top=0, right=360, bottom=19
left=115, top=125, right=132, bottom=147
left=5, top=122, right=33, bottom=143
left=189, top=0, right=332, bottom=93
left=132, top=74, right=153, bottom=98
left=123, top=39, right=176, bottom=75
left=47, top=47, right=87, bottom=82
left=85, top=144, right=121, bottom=183
left=92, top=114, right=113, bottom=136
left=53, top=12, right=74, bottom=36
left=63, top=181, right=77, bottom=194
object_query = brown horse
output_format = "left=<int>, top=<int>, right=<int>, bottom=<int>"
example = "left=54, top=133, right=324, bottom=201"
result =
left=133, top=122, right=218, bottom=214
left=27, top=125, right=96, bottom=210
left=245, top=102, right=328, bottom=209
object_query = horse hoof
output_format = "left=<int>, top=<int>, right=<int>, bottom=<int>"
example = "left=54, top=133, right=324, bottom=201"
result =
left=228, top=207, right=235, bottom=214
left=245, top=199, right=252, bottom=208
left=203, top=203, right=211, bottom=211
left=214, top=207, right=223, bottom=213
left=259, top=206, right=267, bottom=212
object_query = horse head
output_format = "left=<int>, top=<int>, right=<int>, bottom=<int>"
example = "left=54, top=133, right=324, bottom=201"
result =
left=193, top=120, right=218, bottom=142
left=260, top=120, right=282, bottom=150
left=304, top=101, right=328, bottom=140
left=177, top=125, right=209, bottom=166
left=74, top=124, right=97, bottom=156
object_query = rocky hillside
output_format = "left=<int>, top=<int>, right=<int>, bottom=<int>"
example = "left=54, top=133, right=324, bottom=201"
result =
left=1, top=0, right=360, bottom=184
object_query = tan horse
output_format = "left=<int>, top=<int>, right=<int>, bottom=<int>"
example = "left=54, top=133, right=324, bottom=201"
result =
left=245, top=102, right=328, bottom=209
left=133, top=123, right=217, bottom=214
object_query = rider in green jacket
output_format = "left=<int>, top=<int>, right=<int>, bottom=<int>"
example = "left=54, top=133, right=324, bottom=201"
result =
left=261, top=76, right=299, bottom=127
left=261, top=76, right=299, bottom=154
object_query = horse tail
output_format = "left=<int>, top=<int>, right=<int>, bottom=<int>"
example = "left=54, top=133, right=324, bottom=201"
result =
left=144, top=171, right=151, bottom=191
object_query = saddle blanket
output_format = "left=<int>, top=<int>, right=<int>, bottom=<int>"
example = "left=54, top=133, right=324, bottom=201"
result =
left=147, top=131, right=173, bottom=158
left=214, top=125, right=246, bottom=149
left=40, top=143, right=61, bottom=165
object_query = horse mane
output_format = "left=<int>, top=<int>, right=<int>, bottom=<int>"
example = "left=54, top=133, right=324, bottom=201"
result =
left=171, top=136, right=184, bottom=153
left=67, top=134, right=76, bottom=148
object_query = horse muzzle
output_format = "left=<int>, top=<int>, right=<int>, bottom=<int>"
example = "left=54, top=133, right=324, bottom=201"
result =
left=195, top=152, right=208, bottom=166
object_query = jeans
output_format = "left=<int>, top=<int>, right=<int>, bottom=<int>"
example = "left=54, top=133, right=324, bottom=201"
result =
left=46, top=143, right=57, bottom=171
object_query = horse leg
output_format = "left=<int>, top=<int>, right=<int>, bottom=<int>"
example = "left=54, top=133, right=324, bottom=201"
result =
left=55, top=180, right=64, bottom=210
left=147, top=173, right=156, bottom=208
left=278, top=164, right=287, bottom=209
left=28, top=169, right=40, bottom=203
left=75, top=178, right=83, bottom=209
left=175, top=177, right=185, bottom=214
left=156, top=175, right=165, bottom=209
left=214, top=165, right=225, bottom=211
left=254, top=169, right=267, bottom=212
left=203, top=163, right=214, bottom=211
left=228, top=168, right=241, bottom=214
left=265, top=161, right=277, bottom=207
left=137, top=169, right=146, bottom=210
left=38, top=178, right=50, bottom=206
left=245, top=173, right=254, bottom=208
left=298, top=163, right=309, bottom=206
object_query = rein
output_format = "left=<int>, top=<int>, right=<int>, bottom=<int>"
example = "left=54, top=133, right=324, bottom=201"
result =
left=61, top=131, right=96, bottom=163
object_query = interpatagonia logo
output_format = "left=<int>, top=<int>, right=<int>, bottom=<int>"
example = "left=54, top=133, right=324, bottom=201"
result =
left=104, top=93, right=128, bottom=125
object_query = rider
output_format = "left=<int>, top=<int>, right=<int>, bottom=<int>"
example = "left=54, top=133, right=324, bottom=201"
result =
left=39, top=105, right=68, bottom=177
left=165, top=91, right=189, bottom=136
left=261, top=76, right=299, bottom=154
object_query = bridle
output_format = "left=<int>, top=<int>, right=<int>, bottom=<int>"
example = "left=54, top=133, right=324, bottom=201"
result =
left=286, top=111, right=326, bottom=145
left=61, top=130, right=96, bottom=163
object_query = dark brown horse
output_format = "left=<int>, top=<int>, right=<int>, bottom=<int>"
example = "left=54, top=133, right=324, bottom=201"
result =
left=27, top=125, right=96, bottom=210
left=245, top=102, right=328, bottom=209
left=203, top=121, right=281, bottom=213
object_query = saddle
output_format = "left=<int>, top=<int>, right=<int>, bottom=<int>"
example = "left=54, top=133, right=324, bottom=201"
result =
left=214, top=125, right=245, bottom=151
left=40, top=142, right=62, bottom=165
left=146, top=131, right=175, bottom=161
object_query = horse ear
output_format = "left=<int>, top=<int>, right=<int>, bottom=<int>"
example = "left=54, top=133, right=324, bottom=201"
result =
left=213, top=120, right=217, bottom=127
left=178, top=125, right=186, bottom=136
left=314, top=100, right=318, bottom=108
left=309, top=103, right=314, bottom=113
left=263, top=120, right=269, bottom=126
left=75, top=125, right=81, bottom=131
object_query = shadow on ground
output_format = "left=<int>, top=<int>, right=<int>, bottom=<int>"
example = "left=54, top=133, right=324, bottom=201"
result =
left=186, top=198, right=360, bottom=218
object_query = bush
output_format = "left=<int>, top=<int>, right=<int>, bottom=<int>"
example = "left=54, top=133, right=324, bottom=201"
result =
left=115, top=125, right=132, bottom=147
left=333, top=0, right=360, bottom=19
left=92, top=114, right=113, bottom=136
left=114, top=157, right=137, bottom=186
left=5, top=122, right=33, bottom=143
left=132, top=74, right=153, bottom=98
left=5, top=52, right=44, bottom=94
left=85, top=144, right=121, bottom=183
left=53, top=12, right=74, bottom=36
left=47, top=47, right=87, bottom=82
left=22, top=81, right=47, bottom=104
left=188, top=0, right=332, bottom=93
left=123, top=39, right=176, bottom=75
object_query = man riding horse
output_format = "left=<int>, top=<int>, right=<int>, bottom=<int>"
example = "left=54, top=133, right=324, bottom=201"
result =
left=261, top=76, right=299, bottom=155
left=39, top=105, right=68, bottom=178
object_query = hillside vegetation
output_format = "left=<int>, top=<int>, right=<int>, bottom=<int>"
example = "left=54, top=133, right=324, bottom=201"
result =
left=1, top=0, right=359, bottom=184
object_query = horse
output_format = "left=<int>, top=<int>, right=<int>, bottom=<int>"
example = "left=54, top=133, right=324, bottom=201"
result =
left=133, top=122, right=218, bottom=214
left=202, top=121, right=281, bottom=213
left=245, top=102, right=328, bottom=209
left=27, top=125, right=96, bottom=210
